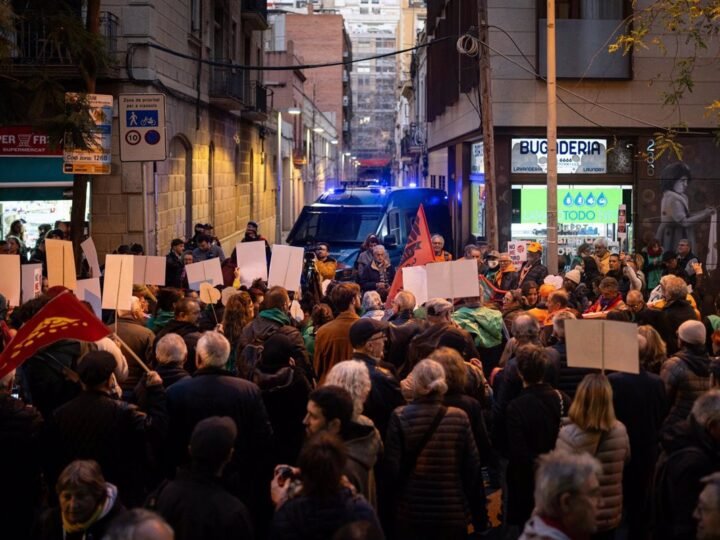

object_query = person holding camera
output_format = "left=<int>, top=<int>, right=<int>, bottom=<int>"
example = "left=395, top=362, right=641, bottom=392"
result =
left=270, top=432, right=382, bottom=540
left=314, top=242, right=338, bottom=281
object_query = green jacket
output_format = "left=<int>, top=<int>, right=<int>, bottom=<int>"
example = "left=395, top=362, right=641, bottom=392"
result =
left=451, top=306, right=504, bottom=349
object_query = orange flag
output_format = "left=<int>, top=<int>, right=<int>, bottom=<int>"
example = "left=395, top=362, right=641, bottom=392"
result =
left=0, top=291, right=110, bottom=380
left=386, top=204, right=436, bottom=306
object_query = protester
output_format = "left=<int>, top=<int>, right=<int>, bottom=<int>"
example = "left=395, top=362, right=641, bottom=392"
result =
left=385, top=359, right=488, bottom=539
left=192, top=234, right=225, bottom=262
left=153, top=298, right=203, bottom=373
left=165, top=239, right=185, bottom=289
left=695, top=472, right=720, bottom=540
left=314, top=242, right=338, bottom=281
left=301, top=303, right=334, bottom=359
left=431, top=233, right=452, bottom=262
left=147, top=288, right=184, bottom=333
left=113, top=296, right=156, bottom=398
left=518, top=242, right=548, bottom=287
left=355, top=234, right=380, bottom=277
left=154, top=333, right=191, bottom=388
left=584, top=277, right=626, bottom=316
left=34, top=460, right=126, bottom=540
left=495, top=253, right=519, bottom=291
left=150, top=416, right=254, bottom=540
left=658, top=275, right=699, bottom=355
left=359, top=245, right=395, bottom=301
left=314, top=283, right=361, bottom=382
left=593, top=238, right=611, bottom=275
left=103, top=509, right=174, bottom=540
left=385, top=290, right=426, bottom=376
left=361, top=291, right=386, bottom=320
left=219, top=291, right=254, bottom=372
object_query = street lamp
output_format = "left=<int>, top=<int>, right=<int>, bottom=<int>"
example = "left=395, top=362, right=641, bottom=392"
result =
left=276, top=107, right=303, bottom=245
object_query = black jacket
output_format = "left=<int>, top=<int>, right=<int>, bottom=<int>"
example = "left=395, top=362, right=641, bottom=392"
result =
left=443, top=392, right=492, bottom=467
left=505, top=383, right=569, bottom=526
left=386, top=311, right=427, bottom=377
left=659, top=299, right=698, bottom=355
left=151, top=468, right=254, bottom=540
left=156, top=364, right=191, bottom=389
left=165, top=251, right=185, bottom=289
left=166, top=367, right=273, bottom=504
left=406, top=322, right=478, bottom=376
left=351, top=352, right=404, bottom=439
left=0, top=394, right=44, bottom=540
left=240, top=316, right=312, bottom=379
left=154, top=320, right=203, bottom=373
left=518, top=260, right=548, bottom=287
left=51, top=386, right=168, bottom=506
left=552, top=341, right=598, bottom=399
left=654, top=418, right=720, bottom=540
left=270, top=488, right=381, bottom=540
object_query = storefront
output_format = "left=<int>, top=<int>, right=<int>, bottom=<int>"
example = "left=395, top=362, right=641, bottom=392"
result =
left=495, top=134, right=635, bottom=259
left=0, top=126, right=87, bottom=249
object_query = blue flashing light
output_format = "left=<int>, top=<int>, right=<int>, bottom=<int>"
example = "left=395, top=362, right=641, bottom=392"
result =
left=380, top=188, right=387, bottom=195
left=409, top=182, right=417, bottom=188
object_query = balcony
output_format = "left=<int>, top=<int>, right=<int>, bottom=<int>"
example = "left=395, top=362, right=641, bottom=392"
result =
left=242, top=0, right=269, bottom=31
left=4, top=10, right=119, bottom=78
left=209, top=66, right=267, bottom=120
left=401, top=133, right=424, bottom=158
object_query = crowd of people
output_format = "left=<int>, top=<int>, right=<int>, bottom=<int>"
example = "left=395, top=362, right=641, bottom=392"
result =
left=2, top=221, right=720, bottom=540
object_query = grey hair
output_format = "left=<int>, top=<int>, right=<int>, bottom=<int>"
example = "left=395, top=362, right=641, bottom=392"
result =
left=155, top=333, right=188, bottom=366
left=463, top=244, right=479, bottom=257
left=594, top=238, right=608, bottom=248
left=117, top=296, right=141, bottom=319
left=663, top=276, right=688, bottom=302
left=393, top=290, right=416, bottom=311
left=196, top=331, right=231, bottom=369
left=552, top=310, right=577, bottom=339
left=325, top=361, right=372, bottom=420
left=431, top=234, right=445, bottom=246
left=409, top=359, right=448, bottom=400
left=362, top=291, right=383, bottom=312
left=371, top=244, right=387, bottom=255
left=103, top=508, right=174, bottom=540
left=534, top=449, right=602, bottom=519
left=512, top=314, right=540, bottom=340
left=692, top=390, right=720, bottom=427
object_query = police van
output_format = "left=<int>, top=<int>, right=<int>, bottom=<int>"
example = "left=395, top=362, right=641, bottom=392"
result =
left=286, top=186, right=452, bottom=273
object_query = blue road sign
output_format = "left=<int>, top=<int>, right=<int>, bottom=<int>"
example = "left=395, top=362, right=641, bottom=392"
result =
left=126, top=110, right=159, bottom=128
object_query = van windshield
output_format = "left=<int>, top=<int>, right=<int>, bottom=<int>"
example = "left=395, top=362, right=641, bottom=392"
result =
left=288, top=207, right=383, bottom=245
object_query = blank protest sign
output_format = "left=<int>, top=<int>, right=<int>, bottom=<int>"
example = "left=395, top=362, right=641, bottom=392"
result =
left=402, top=266, right=428, bottom=307
left=132, top=256, right=166, bottom=285
left=565, top=319, right=639, bottom=374
left=185, top=258, right=223, bottom=289
left=0, top=255, right=21, bottom=307
left=102, top=255, right=134, bottom=311
left=46, top=239, right=76, bottom=290
left=425, top=259, right=480, bottom=300
left=236, top=241, right=268, bottom=287
left=268, top=245, right=304, bottom=292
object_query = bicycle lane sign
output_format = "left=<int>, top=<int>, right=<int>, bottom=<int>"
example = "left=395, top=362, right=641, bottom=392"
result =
left=119, top=94, right=167, bottom=162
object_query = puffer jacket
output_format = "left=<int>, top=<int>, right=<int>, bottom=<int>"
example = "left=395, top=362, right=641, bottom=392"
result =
left=661, top=346, right=711, bottom=428
left=555, top=420, right=630, bottom=531
left=384, top=397, right=488, bottom=535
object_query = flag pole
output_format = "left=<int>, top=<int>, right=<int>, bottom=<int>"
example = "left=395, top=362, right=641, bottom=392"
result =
left=113, top=333, right=151, bottom=373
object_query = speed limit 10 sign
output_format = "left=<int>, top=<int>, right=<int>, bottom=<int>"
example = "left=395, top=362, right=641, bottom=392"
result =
left=119, top=94, right=167, bottom=162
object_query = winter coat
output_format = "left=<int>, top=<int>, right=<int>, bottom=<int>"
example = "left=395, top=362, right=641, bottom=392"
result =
left=33, top=483, right=125, bottom=540
left=659, top=299, right=700, bottom=355
left=653, top=418, right=720, bottom=540
left=0, top=394, right=44, bottom=540
left=406, top=322, right=478, bottom=376
left=313, top=311, right=359, bottom=383
left=518, top=260, right=548, bottom=287
left=359, top=261, right=395, bottom=298
left=556, top=420, right=630, bottom=531
left=156, top=364, right=191, bottom=388
left=519, top=515, right=571, bottom=540
left=661, top=346, right=711, bottom=428
left=351, top=352, right=405, bottom=439
left=505, top=384, right=569, bottom=526
left=165, top=251, right=185, bottom=289
left=112, top=316, right=155, bottom=391
left=552, top=341, right=598, bottom=399
left=344, top=419, right=383, bottom=508
left=386, top=311, right=427, bottom=378
left=165, top=367, right=273, bottom=504
left=150, top=468, right=254, bottom=540
left=50, top=386, right=168, bottom=507
left=270, top=488, right=382, bottom=540
left=241, top=312, right=311, bottom=373
left=384, top=397, right=487, bottom=536
left=253, top=365, right=312, bottom=466
left=443, top=392, right=492, bottom=467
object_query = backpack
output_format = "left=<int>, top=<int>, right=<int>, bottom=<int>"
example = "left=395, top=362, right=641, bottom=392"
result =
left=236, top=340, right=264, bottom=380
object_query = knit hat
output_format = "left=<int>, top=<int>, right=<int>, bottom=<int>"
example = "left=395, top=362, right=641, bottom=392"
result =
left=678, top=320, right=706, bottom=345
left=564, top=269, right=582, bottom=284
left=190, top=416, right=237, bottom=464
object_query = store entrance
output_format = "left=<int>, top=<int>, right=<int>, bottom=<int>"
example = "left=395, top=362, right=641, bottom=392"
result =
left=511, top=183, right=633, bottom=264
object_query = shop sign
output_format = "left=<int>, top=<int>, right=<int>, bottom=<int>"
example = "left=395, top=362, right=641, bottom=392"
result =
left=521, top=187, right=622, bottom=224
left=471, top=142, right=484, bottom=179
left=63, top=93, right=113, bottom=175
left=511, top=138, right=607, bottom=174
left=0, top=127, right=62, bottom=157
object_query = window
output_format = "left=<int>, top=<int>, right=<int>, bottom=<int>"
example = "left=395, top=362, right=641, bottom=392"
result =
left=439, top=175, right=446, bottom=192
left=190, top=0, right=201, bottom=33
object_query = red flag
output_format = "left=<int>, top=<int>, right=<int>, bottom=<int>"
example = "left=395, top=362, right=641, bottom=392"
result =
left=0, top=292, right=110, bottom=379
left=386, top=204, right=436, bottom=306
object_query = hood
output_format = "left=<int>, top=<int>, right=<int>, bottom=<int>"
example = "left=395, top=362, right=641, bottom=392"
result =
left=99, top=483, right=119, bottom=521
left=675, top=348, right=710, bottom=377
left=519, top=515, right=571, bottom=540
left=259, top=308, right=292, bottom=327
left=253, top=366, right=295, bottom=391
left=344, top=421, right=382, bottom=470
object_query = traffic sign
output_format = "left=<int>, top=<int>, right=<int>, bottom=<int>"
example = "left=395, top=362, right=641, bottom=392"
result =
left=119, top=94, right=167, bottom=162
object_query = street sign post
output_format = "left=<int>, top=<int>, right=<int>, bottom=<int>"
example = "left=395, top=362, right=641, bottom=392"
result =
left=119, top=94, right=167, bottom=162
left=63, top=93, right=113, bottom=175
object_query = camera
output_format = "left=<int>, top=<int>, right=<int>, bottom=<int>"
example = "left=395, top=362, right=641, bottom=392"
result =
left=277, top=466, right=297, bottom=481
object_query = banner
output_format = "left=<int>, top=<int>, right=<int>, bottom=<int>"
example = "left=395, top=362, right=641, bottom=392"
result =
left=385, top=204, right=435, bottom=306
left=0, top=292, right=111, bottom=380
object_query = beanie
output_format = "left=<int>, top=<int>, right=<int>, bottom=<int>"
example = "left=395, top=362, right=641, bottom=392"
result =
left=678, top=320, right=706, bottom=346
left=565, top=269, right=582, bottom=284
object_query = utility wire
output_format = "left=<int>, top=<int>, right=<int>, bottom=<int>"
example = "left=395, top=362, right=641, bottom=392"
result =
left=129, top=36, right=451, bottom=72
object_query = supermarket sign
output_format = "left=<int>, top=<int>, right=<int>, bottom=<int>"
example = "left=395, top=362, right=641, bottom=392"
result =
left=521, top=188, right=622, bottom=224
left=0, top=126, right=62, bottom=157
left=511, top=138, right=607, bottom=174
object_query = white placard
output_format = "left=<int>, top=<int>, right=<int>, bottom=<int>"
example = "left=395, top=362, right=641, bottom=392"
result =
left=102, top=255, right=135, bottom=310
left=507, top=241, right=528, bottom=265
left=565, top=319, right=639, bottom=374
left=402, top=266, right=428, bottom=307
left=132, top=256, right=166, bottom=285
left=185, top=258, right=223, bottom=290
left=21, top=263, right=43, bottom=303
left=235, top=241, right=268, bottom=287
left=76, top=278, right=102, bottom=318
left=81, top=237, right=102, bottom=278
left=0, top=255, right=21, bottom=307
left=46, top=239, right=77, bottom=290
left=425, top=259, right=481, bottom=300
left=268, top=245, right=304, bottom=292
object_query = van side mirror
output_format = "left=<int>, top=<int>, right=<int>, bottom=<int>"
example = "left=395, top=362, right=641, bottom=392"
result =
left=383, top=234, right=397, bottom=249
